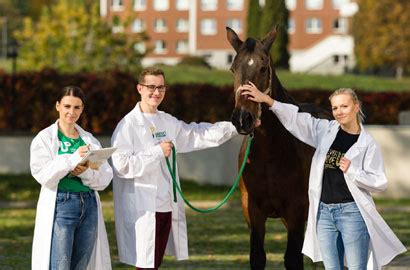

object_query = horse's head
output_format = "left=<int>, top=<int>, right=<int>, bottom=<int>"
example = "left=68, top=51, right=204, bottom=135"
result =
left=227, top=26, right=277, bottom=135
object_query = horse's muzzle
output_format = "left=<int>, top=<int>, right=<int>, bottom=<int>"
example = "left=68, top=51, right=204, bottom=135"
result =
left=231, top=109, right=255, bottom=135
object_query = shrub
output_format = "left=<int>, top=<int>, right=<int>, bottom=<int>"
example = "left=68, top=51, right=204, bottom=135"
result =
left=1, top=70, right=409, bottom=135
left=177, top=56, right=212, bottom=69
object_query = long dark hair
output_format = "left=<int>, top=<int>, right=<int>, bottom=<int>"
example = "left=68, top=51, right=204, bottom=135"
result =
left=57, top=86, right=85, bottom=104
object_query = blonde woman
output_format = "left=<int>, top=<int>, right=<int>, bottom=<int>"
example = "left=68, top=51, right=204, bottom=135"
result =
left=239, top=84, right=406, bottom=269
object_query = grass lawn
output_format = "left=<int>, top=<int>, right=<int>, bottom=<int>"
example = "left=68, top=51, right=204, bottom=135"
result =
left=1, top=174, right=409, bottom=269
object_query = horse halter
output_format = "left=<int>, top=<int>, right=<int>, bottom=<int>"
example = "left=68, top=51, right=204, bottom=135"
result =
left=234, top=59, right=273, bottom=121
left=257, top=61, right=273, bottom=119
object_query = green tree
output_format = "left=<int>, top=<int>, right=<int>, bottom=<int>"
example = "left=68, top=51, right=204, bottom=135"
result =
left=0, top=0, right=56, bottom=53
left=353, top=0, right=410, bottom=79
left=259, top=0, right=290, bottom=69
left=13, top=0, right=56, bottom=20
left=14, top=0, right=144, bottom=73
left=0, top=0, right=21, bottom=58
left=246, top=0, right=262, bottom=39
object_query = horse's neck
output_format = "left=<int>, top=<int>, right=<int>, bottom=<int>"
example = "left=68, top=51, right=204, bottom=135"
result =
left=270, top=72, right=297, bottom=105
left=261, top=70, right=300, bottom=139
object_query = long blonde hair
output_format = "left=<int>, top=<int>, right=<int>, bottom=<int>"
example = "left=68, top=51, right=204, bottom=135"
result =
left=329, top=88, right=365, bottom=124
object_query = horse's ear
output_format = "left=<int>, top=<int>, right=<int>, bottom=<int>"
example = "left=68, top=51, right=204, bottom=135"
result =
left=226, top=26, right=243, bottom=52
left=261, top=25, right=277, bottom=52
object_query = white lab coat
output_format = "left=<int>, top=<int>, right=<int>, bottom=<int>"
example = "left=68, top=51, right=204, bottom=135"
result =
left=270, top=101, right=406, bottom=269
left=111, top=103, right=237, bottom=268
left=30, top=121, right=113, bottom=270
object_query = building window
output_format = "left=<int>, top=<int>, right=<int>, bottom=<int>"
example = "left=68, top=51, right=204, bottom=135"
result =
left=226, top=19, right=242, bottom=34
left=154, top=19, right=168, bottom=32
left=305, top=18, right=322, bottom=33
left=133, top=0, right=146, bottom=10
left=227, top=54, right=234, bottom=64
left=131, top=19, right=145, bottom=33
left=201, top=0, right=217, bottom=11
left=226, top=0, right=243, bottom=10
left=285, top=0, right=296, bottom=10
left=332, top=0, right=349, bottom=10
left=176, top=40, right=189, bottom=54
left=333, top=18, right=347, bottom=33
left=154, top=0, right=169, bottom=11
left=176, top=0, right=189, bottom=10
left=176, top=18, right=189, bottom=32
left=200, top=19, right=217, bottom=35
left=111, top=0, right=124, bottom=11
left=305, top=0, right=323, bottom=10
left=134, top=42, right=146, bottom=54
left=154, top=40, right=167, bottom=54
left=288, top=18, right=295, bottom=34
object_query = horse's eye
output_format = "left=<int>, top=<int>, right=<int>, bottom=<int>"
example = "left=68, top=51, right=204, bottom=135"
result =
left=230, top=67, right=235, bottom=73
left=260, top=66, right=267, bottom=73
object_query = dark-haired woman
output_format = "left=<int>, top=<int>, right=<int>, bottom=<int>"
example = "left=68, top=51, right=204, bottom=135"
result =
left=30, top=86, right=113, bottom=270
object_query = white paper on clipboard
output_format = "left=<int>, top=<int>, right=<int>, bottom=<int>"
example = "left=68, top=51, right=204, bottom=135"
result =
left=78, top=147, right=117, bottom=165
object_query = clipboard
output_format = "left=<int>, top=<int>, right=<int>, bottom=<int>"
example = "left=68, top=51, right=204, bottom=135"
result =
left=78, top=147, right=117, bottom=165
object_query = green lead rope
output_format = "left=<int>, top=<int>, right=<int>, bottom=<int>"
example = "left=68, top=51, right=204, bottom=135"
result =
left=165, top=135, right=253, bottom=214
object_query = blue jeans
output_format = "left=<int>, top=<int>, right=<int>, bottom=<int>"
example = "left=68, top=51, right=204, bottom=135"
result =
left=50, top=191, right=98, bottom=270
left=317, top=201, right=369, bottom=270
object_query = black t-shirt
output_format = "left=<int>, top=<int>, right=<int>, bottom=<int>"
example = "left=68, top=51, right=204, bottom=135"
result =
left=320, top=128, right=360, bottom=204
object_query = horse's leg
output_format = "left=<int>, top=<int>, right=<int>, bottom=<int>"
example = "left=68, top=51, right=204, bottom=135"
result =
left=282, top=211, right=305, bottom=270
left=249, top=200, right=267, bottom=270
left=240, top=178, right=251, bottom=225
left=240, top=179, right=267, bottom=270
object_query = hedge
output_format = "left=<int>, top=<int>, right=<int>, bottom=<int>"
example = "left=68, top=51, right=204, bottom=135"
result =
left=1, top=69, right=409, bottom=135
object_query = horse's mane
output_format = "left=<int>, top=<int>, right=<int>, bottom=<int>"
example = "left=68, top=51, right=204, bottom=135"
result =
left=270, top=63, right=332, bottom=120
left=243, top=37, right=331, bottom=120
left=244, top=38, right=256, bottom=52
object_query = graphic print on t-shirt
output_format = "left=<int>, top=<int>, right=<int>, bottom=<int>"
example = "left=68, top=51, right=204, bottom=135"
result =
left=58, top=131, right=85, bottom=155
left=57, top=130, right=91, bottom=192
left=324, top=149, right=344, bottom=169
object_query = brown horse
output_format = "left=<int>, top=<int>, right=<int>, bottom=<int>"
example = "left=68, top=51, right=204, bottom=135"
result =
left=227, top=26, right=330, bottom=269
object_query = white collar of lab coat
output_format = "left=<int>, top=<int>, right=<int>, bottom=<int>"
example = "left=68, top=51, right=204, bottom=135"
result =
left=132, top=102, right=163, bottom=126
left=45, top=120, right=95, bottom=148
left=338, top=123, right=371, bottom=160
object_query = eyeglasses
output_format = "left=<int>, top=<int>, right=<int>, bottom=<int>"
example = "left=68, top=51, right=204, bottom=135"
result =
left=139, top=83, right=167, bottom=93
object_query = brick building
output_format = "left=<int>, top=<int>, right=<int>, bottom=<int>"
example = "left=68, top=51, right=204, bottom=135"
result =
left=99, top=0, right=358, bottom=74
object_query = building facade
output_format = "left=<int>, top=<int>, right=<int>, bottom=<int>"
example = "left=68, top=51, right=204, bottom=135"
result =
left=100, top=0, right=247, bottom=69
left=287, top=0, right=358, bottom=74
left=100, top=0, right=358, bottom=74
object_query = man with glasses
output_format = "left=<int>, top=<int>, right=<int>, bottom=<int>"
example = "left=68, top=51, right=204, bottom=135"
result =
left=111, top=67, right=238, bottom=269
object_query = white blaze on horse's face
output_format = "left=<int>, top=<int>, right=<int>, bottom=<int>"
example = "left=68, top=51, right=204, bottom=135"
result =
left=247, top=58, right=254, bottom=66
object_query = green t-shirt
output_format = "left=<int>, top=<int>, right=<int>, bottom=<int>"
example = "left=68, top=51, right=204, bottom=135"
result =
left=57, top=130, right=92, bottom=192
